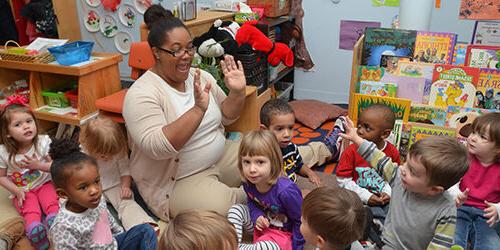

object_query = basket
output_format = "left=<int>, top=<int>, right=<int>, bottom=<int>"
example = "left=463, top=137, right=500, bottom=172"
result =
left=236, top=51, right=268, bottom=93
left=0, top=40, right=54, bottom=64
left=48, top=41, right=94, bottom=66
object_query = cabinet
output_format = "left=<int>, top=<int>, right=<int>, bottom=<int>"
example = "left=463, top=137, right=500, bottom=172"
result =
left=0, top=52, right=122, bottom=126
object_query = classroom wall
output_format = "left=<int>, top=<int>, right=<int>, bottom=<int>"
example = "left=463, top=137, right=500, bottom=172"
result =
left=293, top=0, right=476, bottom=104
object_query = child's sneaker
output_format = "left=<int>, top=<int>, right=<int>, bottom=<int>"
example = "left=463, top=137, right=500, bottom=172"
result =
left=26, top=222, right=49, bottom=250
left=323, top=116, right=347, bottom=160
left=44, top=212, right=57, bottom=229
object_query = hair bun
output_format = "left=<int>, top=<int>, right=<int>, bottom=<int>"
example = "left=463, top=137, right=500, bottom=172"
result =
left=49, top=138, right=81, bottom=160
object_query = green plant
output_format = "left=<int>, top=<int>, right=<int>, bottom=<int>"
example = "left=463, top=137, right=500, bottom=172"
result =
left=192, top=55, right=229, bottom=94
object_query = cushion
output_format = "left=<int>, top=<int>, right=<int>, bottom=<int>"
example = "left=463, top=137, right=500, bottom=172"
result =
left=289, top=100, right=347, bottom=129
left=0, top=187, right=25, bottom=250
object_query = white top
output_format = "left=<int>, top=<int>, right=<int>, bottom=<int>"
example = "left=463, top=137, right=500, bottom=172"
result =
left=0, top=135, right=52, bottom=191
left=95, top=152, right=131, bottom=191
left=150, top=71, right=225, bottom=179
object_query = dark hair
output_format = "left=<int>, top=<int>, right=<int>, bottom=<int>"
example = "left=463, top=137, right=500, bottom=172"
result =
left=471, top=112, right=500, bottom=161
left=49, top=138, right=97, bottom=188
left=144, top=4, right=174, bottom=30
left=302, top=187, right=366, bottom=249
left=260, top=99, right=294, bottom=127
left=362, top=104, right=396, bottom=130
left=0, top=104, right=39, bottom=163
left=147, top=15, right=188, bottom=49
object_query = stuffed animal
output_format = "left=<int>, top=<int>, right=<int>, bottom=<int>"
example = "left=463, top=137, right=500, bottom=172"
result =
left=235, top=20, right=294, bottom=67
left=193, top=19, right=240, bottom=58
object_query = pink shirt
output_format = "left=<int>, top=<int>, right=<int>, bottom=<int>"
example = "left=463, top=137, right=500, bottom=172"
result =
left=460, top=155, right=500, bottom=210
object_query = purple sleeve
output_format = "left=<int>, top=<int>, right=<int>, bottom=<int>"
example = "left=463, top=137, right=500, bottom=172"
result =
left=245, top=186, right=265, bottom=224
left=279, top=184, right=305, bottom=250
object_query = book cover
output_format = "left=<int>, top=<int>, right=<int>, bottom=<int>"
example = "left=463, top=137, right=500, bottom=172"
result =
left=409, top=104, right=447, bottom=127
left=362, top=27, right=417, bottom=66
left=429, top=65, right=479, bottom=108
left=397, top=61, right=434, bottom=103
left=380, top=74, right=426, bottom=103
left=408, top=123, right=456, bottom=148
left=352, top=93, right=411, bottom=124
left=465, top=45, right=500, bottom=69
left=445, top=106, right=493, bottom=143
left=398, top=122, right=412, bottom=162
left=357, top=66, right=385, bottom=92
left=452, top=43, right=468, bottom=66
left=413, top=31, right=457, bottom=64
left=387, top=119, right=403, bottom=149
left=359, top=81, right=397, bottom=97
left=475, top=68, right=500, bottom=110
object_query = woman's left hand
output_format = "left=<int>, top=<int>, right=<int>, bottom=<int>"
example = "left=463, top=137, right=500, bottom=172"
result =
left=220, top=55, right=246, bottom=94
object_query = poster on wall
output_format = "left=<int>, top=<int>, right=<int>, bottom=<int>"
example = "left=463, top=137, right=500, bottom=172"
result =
left=339, top=20, right=380, bottom=50
left=472, top=21, right=500, bottom=46
left=459, top=0, right=500, bottom=20
left=372, top=0, right=400, bottom=7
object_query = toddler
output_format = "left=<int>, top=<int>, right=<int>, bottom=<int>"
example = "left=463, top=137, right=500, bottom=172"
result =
left=49, top=139, right=157, bottom=249
left=80, top=115, right=157, bottom=230
left=0, top=95, right=58, bottom=249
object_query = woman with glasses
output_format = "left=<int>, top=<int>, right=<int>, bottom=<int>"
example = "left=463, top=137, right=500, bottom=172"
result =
left=123, top=15, right=247, bottom=223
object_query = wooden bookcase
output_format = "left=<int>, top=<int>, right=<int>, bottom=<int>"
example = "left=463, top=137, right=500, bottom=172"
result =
left=0, top=53, right=122, bottom=126
left=348, top=35, right=365, bottom=118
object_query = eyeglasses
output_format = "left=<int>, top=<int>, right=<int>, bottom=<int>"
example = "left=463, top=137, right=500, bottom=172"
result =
left=157, top=46, right=197, bottom=57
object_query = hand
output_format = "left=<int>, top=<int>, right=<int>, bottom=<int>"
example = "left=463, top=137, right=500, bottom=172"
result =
left=220, top=55, right=246, bottom=94
left=15, top=189, right=25, bottom=208
left=308, top=171, right=322, bottom=187
left=339, top=117, right=363, bottom=145
left=368, top=194, right=384, bottom=206
left=380, top=192, right=391, bottom=204
left=484, top=201, right=499, bottom=227
left=20, top=153, right=42, bottom=171
left=255, top=216, right=270, bottom=231
left=193, top=68, right=211, bottom=112
left=455, top=188, right=469, bottom=207
left=121, top=186, right=132, bottom=199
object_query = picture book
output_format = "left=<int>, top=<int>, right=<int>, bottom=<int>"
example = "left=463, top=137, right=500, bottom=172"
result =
left=429, top=65, right=479, bottom=108
left=352, top=93, right=411, bottom=124
left=409, top=104, right=447, bottom=127
left=445, top=106, right=493, bottom=143
left=397, top=61, right=434, bottom=103
left=452, top=43, right=468, bottom=66
left=359, top=81, right=397, bottom=97
left=387, top=119, right=403, bottom=149
left=413, top=31, right=457, bottom=64
left=408, top=123, right=456, bottom=148
left=362, top=27, right=417, bottom=66
left=380, top=55, right=412, bottom=74
left=357, top=66, right=385, bottom=92
left=465, top=45, right=500, bottom=69
left=398, top=122, right=412, bottom=162
left=475, top=68, right=500, bottom=110
left=380, top=74, right=426, bottom=103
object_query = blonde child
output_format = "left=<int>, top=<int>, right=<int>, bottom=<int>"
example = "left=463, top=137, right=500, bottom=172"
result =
left=79, top=115, right=157, bottom=230
left=49, top=138, right=157, bottom=249
left=0, top=95, right=58, bottom=250
left=227, top=130, right=304, bottom=250
left=451, top=113, right=500, bottom=249
left=301, top=186, right=366, bottom=250
left=160, top=210, right=238, bottom=250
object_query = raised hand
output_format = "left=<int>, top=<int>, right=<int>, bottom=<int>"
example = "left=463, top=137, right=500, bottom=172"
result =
left=20, top=153, right=42, bottom=171
left=193, top=68, right=211, bottom=112
left=339, top=117, right=363, bottom=145
left=455, top=188, right=469, bottom=207
left=220, top=55, right=246, bottom=94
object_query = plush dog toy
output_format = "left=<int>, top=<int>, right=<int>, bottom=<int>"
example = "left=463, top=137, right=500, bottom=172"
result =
left=193, top=19, right=240, bottom=58
left=235, top=20, right=294, bottom=67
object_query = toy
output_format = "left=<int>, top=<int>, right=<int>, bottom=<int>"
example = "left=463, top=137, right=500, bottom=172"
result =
left=193, top=19, right=241, bottom=58
left=235, top=20, right=294, bottom=67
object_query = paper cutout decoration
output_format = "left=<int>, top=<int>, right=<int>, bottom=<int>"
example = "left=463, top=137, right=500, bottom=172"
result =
left=100, top=15, right=119, bottom=38
left=339, top=20, right=381, bottom=50
left=114, top=31, right=132, bottom=54
left=84, top=10, right=101, bottom=33
left=118, top=3, right=136, bottom=28
left=85, top=0, right=101, bottom=7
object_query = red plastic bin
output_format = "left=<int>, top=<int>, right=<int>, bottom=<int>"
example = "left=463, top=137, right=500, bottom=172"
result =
left=64, top=90, right=78, bottom=109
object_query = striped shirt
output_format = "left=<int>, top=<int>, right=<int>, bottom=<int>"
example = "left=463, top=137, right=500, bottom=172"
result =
left=358, top=140, right=456, bottom=250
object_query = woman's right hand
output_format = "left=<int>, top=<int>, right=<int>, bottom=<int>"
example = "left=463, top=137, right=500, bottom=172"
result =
left=193, top=68, right=211, bottom=112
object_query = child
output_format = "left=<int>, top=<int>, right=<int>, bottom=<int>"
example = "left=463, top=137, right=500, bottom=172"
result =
left=79, top=116, right=157, bottom=230
left=340, top=116, right=469, bottom=249
left=301, top=186, right=366, bottom=250
left=336, top=104, right=400, bottom=220
left=228, top=130, right=305, bottom=250
left=451, top=113, right=500, bottom=249
left=160, top=210, right=238, bottom=250
left=0, top=95, right=58, bottom=250
left=49, top=139, right=157, bottom=249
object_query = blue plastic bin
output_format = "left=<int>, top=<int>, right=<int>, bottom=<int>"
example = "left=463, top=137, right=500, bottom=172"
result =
left=48, top=41, right=94, bottom=66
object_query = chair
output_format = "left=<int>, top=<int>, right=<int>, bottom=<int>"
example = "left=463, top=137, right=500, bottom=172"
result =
left=95, top=42, right=155, bottom=123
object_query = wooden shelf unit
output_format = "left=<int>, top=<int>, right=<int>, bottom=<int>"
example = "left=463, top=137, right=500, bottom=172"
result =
left=0, top=52, right=122, bottom=126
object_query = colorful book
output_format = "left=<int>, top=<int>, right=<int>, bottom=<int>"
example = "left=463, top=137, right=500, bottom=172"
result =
left=409, top=104, right=447, bottom=127
left=380, top=74, right=426, bottom=103
left=387, top=119, right=403, bottom=149
left=398, top=122, right=412, bottom=162
left=413, top=31, right=457, bottom=64
left=429, top=65, right=479, bottom=108
left=362, top=27, right=417, bottom=66
left=465, top=45, right=500, bottom=69
left=359, top=81, right=397, bottom=97
left=397, top=61, right=434, bottom=103
left=475, top=68, right=500, bottom=110
left=452, top=43, right=468, bottom=66
left=352, top=93, right=411, bottom=124
left=445, top=106, right=493, bottom=143
left=408, top=123, right=456, bottom=148
left=357, top=66, right=385, bottom=92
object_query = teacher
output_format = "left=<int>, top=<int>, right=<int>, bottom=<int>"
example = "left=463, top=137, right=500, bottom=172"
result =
left=123, top=16, right=247, bottom=222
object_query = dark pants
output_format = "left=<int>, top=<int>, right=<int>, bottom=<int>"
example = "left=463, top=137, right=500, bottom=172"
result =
left=115, top=224, right=157, bottom=250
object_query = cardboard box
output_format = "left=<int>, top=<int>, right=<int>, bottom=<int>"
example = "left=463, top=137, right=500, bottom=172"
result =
left=246, top=0, right=290, bottom=18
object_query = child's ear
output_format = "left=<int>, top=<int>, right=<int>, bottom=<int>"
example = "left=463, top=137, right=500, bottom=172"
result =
left=428, top=185, right=444, bottom=195
left=316, top=235, right=326, bottom=249
left=56, top=188, right=68, bottom=200
left=259, top=124, right=268, bottom=130
left=381, top=128, right=392, bottom=139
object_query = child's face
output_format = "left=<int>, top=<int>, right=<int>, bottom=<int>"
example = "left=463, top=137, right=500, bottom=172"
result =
left=399, top=155, right=434, bottom=195
left=7, top=111, right=36, bottom=146
left=241, top=154, right=272, bottom=186
left=467, top=128, right=498, bottom=160
left=357, top=111, right=389, bottom=145
left=266, top=113, right=295, bottom=148
left=60, top=163, right=103, bottom=213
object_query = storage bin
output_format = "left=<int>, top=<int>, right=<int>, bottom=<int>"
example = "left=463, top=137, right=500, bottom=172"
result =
left=246, top=0, right=290, bottom=18
left=64, top=90, right=78, bottom=108
left=275, top=81, right=293, bottom=101
left=48, top=41, right=94, bottom=66
left=41, top=90, right=70, bottom=108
